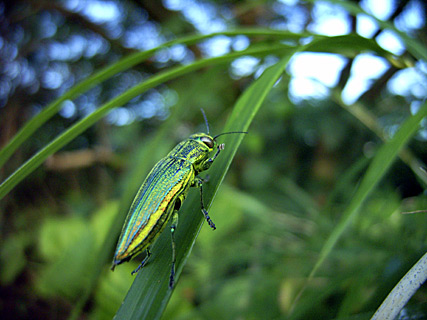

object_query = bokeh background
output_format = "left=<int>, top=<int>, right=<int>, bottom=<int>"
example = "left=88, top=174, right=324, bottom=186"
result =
left=0, top=0, right=426, bottom=319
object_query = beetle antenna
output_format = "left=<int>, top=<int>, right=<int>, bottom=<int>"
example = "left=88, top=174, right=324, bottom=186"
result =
left=200, top=108, right=210, bottom=134
left=213, top=131, right=248, bottom=140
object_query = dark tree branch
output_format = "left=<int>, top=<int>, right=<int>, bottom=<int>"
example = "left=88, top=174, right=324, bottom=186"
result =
left=358, top=65, right=400, bottom=103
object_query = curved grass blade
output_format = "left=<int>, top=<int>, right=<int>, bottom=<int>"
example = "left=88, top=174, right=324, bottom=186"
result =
left=371, top=252, right=427, bottom=320
left=114, top=52, right=296, bottom=320
left=0, top=33, right=397, bottom=200
left=0, top=42, right=292, bottom=200
left=0, top=29, right=306, bottom=169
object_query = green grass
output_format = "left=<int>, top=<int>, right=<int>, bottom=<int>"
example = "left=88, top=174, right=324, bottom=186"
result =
left=1, top=24, right=424, bottom=320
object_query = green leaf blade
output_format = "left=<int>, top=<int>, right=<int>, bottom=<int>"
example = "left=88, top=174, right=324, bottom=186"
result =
left=114, top=52, right=296, bottom=320
left=0, top=29, right=305, bottom=170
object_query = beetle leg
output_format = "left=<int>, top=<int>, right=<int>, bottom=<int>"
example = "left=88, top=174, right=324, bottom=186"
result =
left=212, top=143, right=225, bottom=160
left=203, top=143, right=225, bottom=170
left=169, top=207, right=180, bottom=288
left=131, top=247, right=151, bottom=275
left=191, top=175, right=209, bottom=188
left=196, top=178, right=216, bottom=230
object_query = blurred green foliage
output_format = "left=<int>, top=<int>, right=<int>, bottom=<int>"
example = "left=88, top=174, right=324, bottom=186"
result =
left=0, top=0, right=426, bottom=319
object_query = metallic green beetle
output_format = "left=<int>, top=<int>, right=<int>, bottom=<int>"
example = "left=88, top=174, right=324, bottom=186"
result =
left=111, top=117, right=246, bottom=288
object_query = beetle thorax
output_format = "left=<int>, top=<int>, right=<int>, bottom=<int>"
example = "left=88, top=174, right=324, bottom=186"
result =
left=167, top=133, right=214, bottom=168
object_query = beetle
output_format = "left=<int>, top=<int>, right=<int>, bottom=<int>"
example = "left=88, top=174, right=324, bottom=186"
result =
left=111, top=111, right=246, bottom=288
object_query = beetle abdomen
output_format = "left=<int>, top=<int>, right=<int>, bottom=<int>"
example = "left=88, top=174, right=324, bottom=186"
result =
left=113, top=156, right=194, bottom=264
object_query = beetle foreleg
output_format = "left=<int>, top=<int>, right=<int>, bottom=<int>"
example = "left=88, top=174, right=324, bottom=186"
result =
left=202, top=143, right=225, bottom=170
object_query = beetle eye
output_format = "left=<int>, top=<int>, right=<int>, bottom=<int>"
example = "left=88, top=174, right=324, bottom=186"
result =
left=201, top=136, right=214, bottom=148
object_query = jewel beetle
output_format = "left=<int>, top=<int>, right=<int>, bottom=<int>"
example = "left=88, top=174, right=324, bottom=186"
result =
left=111, top=111, right=246, bottom=288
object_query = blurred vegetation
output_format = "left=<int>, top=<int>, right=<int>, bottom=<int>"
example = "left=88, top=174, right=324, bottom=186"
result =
left=0, top=0, right=426, bottom=319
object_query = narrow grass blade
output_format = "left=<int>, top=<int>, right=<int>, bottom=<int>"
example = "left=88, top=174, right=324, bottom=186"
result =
left=332, top=92, right=427, bottom=187
left=114, top=52, right=295, bottom=320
